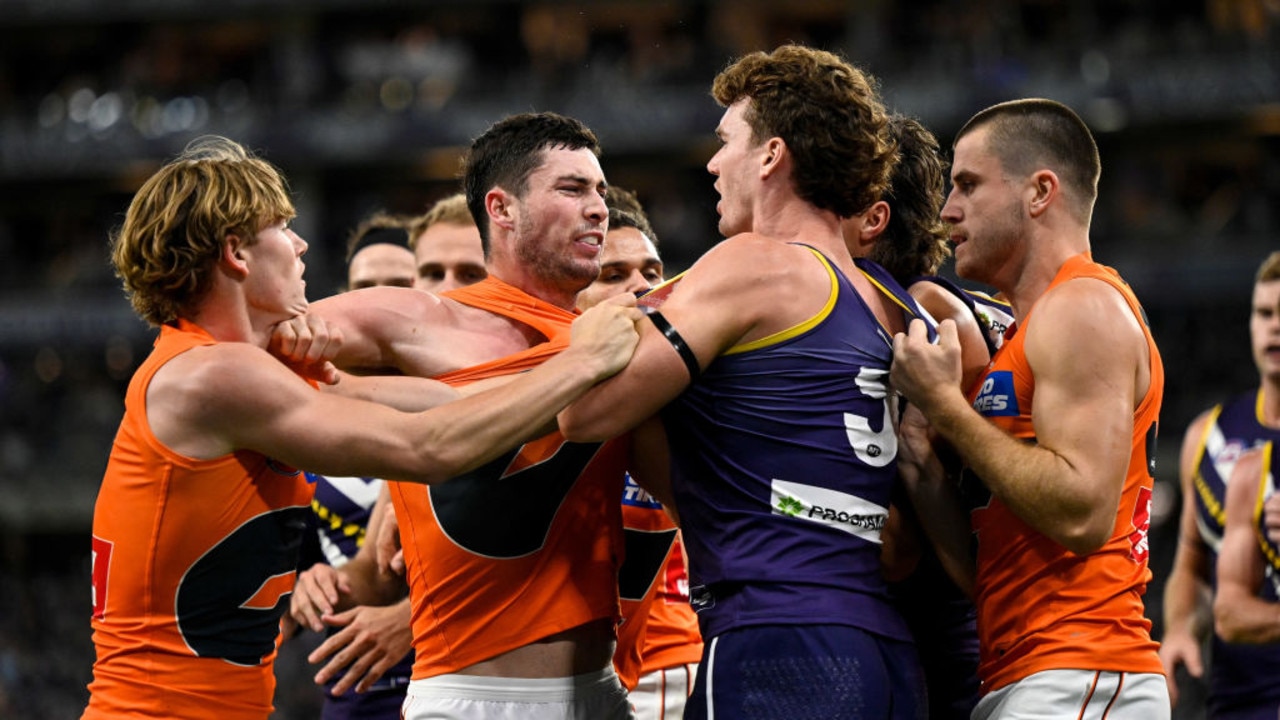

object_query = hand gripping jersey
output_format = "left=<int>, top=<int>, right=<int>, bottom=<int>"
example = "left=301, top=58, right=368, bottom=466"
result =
left=306, top=473, right=414, bottom=709
left=966, top=253, right=1164, bottom=693
left=612, top=474, right=702, bottom=690
left=890, top=276, right=1012, bottom=717
left=911, top=275, right=1014, bottom=360
left=661, top=249, right=930, bottom=642
left=388, top=276, right=629, bottom=679
left=84, top=320, right=314, bottom=719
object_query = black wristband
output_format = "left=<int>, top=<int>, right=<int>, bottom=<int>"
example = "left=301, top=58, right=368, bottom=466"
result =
left=647, top=310, right=700, bottom=382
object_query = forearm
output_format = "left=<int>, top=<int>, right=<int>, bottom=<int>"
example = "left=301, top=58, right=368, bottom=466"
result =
left=1163, top=563, right=1209, bottom=641
left=406, top=347, right=613, bottom=483
left=337, top=554, right=407, bottom=609
left=898, top=448, right=975, bottom=597
left=1215, top=585, right=1280, bottom=643
left=327, top=372, right=462, bottom=412
left=561, top=325, right=689, bottom=442
left=926, top=394, right=1108, bottom=554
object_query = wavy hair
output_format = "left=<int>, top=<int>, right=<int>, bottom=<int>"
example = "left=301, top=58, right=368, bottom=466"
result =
left=711, top=44, right=894, bottom=218
left=111, top=136, right=294, bottom=326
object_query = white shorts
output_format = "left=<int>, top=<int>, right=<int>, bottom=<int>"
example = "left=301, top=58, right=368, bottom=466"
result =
left=629, top=662, right=698, bottom=720
left=401, top=667, right=633, bottom=720
left=972, top=669, right=1170, bottom=720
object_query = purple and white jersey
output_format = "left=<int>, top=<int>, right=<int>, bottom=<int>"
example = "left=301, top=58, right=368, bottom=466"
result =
left=306, top=473, right=382, bottom=567
left=662, top=249, right=931, bottom=641
left=1188, top=391, right=1280, bottom=717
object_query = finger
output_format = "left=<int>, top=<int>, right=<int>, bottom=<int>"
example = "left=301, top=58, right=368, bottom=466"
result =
left=272, top=323, right=299, bottom=359
left=291, top=585, right=326, bottom=633
left=1185, top=650, right=1203, bottom=678
left=308, top=623, right=356, bottom=666
left=297, top=321, right=326, bottom=365
left=892, top=330, right=907, bottom=355
left=300, top=602, right=325, bottom=634
left=330, top=655, right=374, bottom=697
left=937, top=317, right=958, bottom=348
left=320, top=361, right=341, bottom=386
left=604, top=291, right=638, bottom=308
left=355, top=658, right=396, bottom=693
left=390, top=549, right=405, bottom=575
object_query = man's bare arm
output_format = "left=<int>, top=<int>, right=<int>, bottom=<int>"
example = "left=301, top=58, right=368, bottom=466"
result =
left=1215, top=445, right=1280, bottom=643
left=892, top=278, right=1148, bottom=554
left=1159, top=411, right=1214, bottom=704
left=561, top=235, right=812, bottom=442
left=153, top=297, right=642, bottom=485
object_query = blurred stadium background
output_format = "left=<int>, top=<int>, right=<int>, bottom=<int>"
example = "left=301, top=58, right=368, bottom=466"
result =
left=0, top=0, right=1276, bottom=717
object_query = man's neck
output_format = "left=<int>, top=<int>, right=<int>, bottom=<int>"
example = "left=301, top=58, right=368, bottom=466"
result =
left=1261, top=382, right=1280, bottom=428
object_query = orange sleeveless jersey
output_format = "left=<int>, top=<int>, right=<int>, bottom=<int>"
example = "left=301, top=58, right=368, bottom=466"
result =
left=84, top=320, right=314, bottom=719
left=389, top=277, right=629, bottom=679
left=612, top=477, right=703, bottom=690
left=967, top=253, right=1164, bottom=693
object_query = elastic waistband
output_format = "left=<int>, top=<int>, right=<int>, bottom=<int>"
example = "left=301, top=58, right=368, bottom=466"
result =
left=407, top=667, right=618, bottom=702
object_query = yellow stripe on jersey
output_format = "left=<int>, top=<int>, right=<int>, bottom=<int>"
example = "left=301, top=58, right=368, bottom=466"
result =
left=725, top=247, right=837, bottom=355
left=1253, top=441, right=1278, bottom=570
left=1192, top=404, right=1226, bottom=527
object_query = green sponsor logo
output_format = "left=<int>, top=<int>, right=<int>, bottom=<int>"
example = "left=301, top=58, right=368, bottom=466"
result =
left=776, top=494, right=804, bottom=517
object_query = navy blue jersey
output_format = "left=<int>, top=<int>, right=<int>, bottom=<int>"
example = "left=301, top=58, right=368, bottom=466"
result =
left=309, top=474, right=382, bottom=567
left=910, top=275, right=1013, bottom=359
left=1188, top=392, right=1280, bottom=718
left=663, top=249, right=929, bottom=642
left=890, top=275, right=1003, bottom=719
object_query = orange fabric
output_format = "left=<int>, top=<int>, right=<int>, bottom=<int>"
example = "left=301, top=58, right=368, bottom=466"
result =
left=638, top=540, right=703, bottom=673
left=391, top=277, right=629, bottom=679
left=84, top=320, right=314, bottom=719
left=433, top=277, right=574, bottom=384
left=612, top=484, right=703, bottom=690
left=968, top=253, right=1164, bottom=693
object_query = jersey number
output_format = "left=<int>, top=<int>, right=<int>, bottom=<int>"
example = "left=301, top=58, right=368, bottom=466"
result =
left=844, top=367, right=897, bottom=468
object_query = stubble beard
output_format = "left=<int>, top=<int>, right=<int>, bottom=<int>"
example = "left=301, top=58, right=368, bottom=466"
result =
left=958, top=200, right=1023, bottom=288
left=514, top=216, right=598, bottom=298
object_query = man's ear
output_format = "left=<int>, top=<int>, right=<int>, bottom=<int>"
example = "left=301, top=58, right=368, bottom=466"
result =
left=221, top=233, right=250, bottom=279
left=859, top=201, right=891, bottom=241
left=760, top=137, right=787, bottom=179
left=485, top=188, right=516, bottom=232
left=1027, top=169, right=1059, bottom=218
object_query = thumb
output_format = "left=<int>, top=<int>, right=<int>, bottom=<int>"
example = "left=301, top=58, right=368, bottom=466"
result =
left=604, top=291, right=638, bottom=308
left=1184, top=648, right=1203, bottom=678
left=937, top=318, right=958, bottom=348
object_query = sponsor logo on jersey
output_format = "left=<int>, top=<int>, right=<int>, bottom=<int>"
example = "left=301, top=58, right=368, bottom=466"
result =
left=972, top=371, right=1019, bottom=416
left=621, top=473, right=662, bottom=508
left=770, top=479, right=886, bottom=544
left=1128, top=485, right=1152, bottom=563
left=91, top=535, right=113, bottom=620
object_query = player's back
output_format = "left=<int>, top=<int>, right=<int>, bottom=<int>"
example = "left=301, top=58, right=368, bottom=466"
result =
left=664, top=248, right=925, bottom=642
